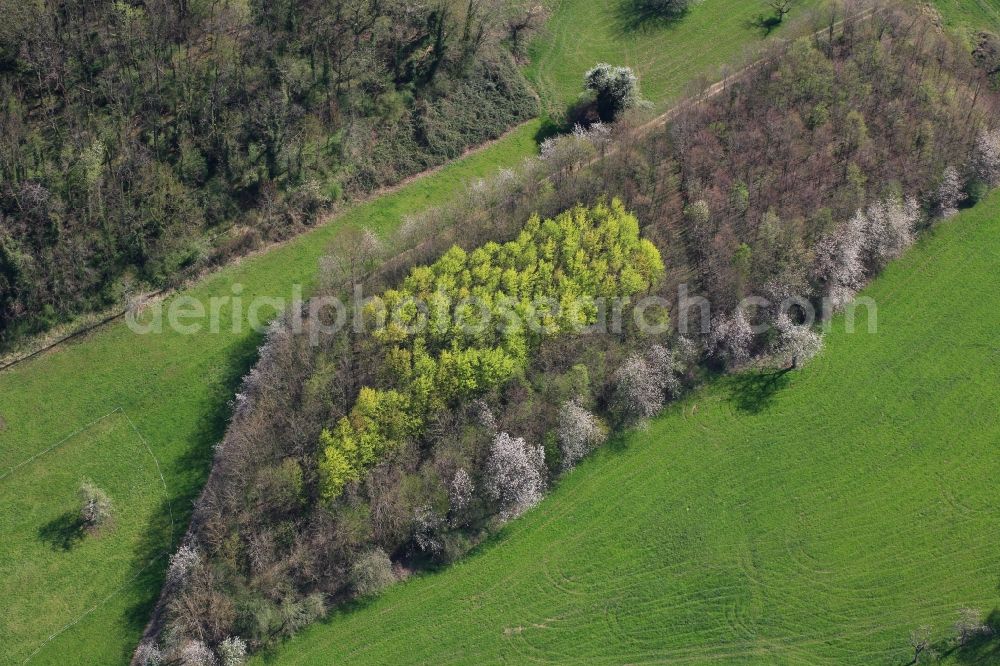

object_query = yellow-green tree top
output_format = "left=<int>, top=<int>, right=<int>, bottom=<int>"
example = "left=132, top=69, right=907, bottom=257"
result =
left=320, top=199, right=663, bottom=500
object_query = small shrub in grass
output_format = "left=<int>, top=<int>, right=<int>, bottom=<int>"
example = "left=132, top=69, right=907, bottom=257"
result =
left=78, top=481, right=112, bottom=532
left=584, top=63, right=641, bottom=121
left=351, top=549, right=396, bottom=597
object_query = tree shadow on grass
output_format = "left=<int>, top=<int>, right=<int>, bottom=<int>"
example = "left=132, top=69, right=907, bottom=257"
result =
left=38, top=510, right=86, bottom=551
left=614, top=0, right=689, bottom=34
left=940, top=609, right=1000, bottom=664
left=725, top=368, right=791, bottom=414
left=747, top=14, right=783, bottom=36
left=122, top=330, right=264, bottom=643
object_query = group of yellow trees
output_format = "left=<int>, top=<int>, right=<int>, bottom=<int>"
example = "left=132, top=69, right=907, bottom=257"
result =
left=319, top=199, right=664, bottom=499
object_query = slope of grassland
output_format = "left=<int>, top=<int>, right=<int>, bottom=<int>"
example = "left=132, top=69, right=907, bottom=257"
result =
left=525, top=0, right=999, bottom=114
left=259, top=191, right=1000, bottom=665
left=0, top=123, right=540, bottom=665
left=525, top=0, right=824, bottom=111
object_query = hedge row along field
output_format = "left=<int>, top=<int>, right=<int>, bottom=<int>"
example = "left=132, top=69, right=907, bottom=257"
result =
left=143, top=200, right=673, bottom=661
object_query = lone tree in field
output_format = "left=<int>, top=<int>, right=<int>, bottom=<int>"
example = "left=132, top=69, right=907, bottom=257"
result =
left=78, top=481, right=112, bottom=531
left=908, top=625, right=936, bottom=664
left=585, top=63, right=641, bottom=121
left=768, top=0, right=795, bottom=22
left=954, top=607, right=992, bottom=646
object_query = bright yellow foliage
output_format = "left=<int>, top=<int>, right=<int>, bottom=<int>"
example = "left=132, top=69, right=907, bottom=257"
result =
left=319, top=199, right=664, bottom=500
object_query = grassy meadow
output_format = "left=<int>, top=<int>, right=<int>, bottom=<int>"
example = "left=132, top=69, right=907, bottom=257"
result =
left=524, top=0, right=823, bottom=111
left=257, top=191, right=1000, bottom=665
left=934, top=0, right=1000, bottom=39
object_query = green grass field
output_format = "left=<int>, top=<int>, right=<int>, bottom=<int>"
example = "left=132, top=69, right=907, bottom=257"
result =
left=0, top=410, right=172, bottom=664
left=524, top=0, right=823, bottom=111
left=258, top=191, right=1000, bottom=665
left=525, top=0, right=1000, bottom=114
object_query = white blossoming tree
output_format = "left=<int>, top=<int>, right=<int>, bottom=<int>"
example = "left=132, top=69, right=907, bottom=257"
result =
left=613, top=344, right=688, bottom=421
left=710, top=308, right=753, bottom=368
left=973, top=128, right=1000, bottom=187
left=449, top=468, right=474, bottom=514
left=774, top=313, right=824, bottom=369
left=557, top=400, right=607, bottom=470
left=936, top=166, right=963, bottom=218
left=166, top=544, right=200, bottom=588
left=217, top=636, right=247, bottom=666
left=485, top=432, right=545, bottom=520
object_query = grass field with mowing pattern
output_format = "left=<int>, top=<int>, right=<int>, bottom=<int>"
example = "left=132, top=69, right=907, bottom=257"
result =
left=524, top=0, right=822, bottom=111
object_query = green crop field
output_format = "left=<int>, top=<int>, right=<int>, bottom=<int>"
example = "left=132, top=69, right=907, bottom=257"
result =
left=259, top=191, right=1000, bottom=665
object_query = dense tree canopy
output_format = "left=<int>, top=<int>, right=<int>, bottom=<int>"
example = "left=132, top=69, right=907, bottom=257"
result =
left=319, top=200, right=663, bottom=498
left=0, top=0, right=539, bottom=349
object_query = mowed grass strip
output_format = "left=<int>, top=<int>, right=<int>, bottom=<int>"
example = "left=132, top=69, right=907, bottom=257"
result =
left=258, top=192, right=1000, bottom=665
left=0, top=120, right=540, bottom=665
